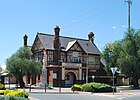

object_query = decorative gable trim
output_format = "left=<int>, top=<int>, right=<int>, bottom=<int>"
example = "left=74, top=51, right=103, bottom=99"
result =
left=65, top=40, right=85, bottom=52
left=31, top=33, right=44, bottom=52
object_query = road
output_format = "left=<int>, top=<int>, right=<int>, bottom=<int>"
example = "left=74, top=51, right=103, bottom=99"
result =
left=29, top=93, right=140, bottom=100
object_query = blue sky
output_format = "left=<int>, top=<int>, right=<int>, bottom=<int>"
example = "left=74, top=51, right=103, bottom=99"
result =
left=0, top=0, right=140, bottom=65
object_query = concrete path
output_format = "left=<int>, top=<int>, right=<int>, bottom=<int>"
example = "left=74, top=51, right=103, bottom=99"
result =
left=5, top=84, right=140, bottom=95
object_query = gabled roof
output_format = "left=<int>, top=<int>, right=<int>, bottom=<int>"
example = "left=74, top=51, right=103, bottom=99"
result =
left=35, top=33, right=100, bottom=55
left=65, top=40, right=76, bottom=51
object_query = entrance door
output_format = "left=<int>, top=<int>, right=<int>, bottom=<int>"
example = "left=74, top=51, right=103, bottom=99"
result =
left=65, top=72, right=76, bottom=87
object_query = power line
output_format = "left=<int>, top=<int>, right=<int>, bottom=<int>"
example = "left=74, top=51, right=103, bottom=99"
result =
left=61, top=5, right=120, bottom=30
left=63, top=10, right=123, bottom=35
left=45, top=2, right=121, bottom=33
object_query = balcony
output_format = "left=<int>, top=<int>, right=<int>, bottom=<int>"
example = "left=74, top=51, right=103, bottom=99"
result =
left=62, top=62, right=82, bottom=68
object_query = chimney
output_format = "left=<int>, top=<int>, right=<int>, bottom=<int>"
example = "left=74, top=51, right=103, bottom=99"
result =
left=88, top=32, right=94, bottom=43
left=23, top=34, right=28, bottom=46
left=53, top=26, right=60, bottom=49
left=53, top=26, right=60, bottom=64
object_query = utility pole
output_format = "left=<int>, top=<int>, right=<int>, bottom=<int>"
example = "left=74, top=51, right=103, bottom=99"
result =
left=125, top=0, right=132, bottom=32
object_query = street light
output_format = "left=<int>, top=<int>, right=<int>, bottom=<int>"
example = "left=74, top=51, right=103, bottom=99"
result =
left=92, top=75, right=95, bottom=82
left=86, top=43, right=89, bottom=83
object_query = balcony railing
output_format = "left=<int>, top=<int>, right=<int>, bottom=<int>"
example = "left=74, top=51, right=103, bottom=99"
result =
left=62, top=62, right=82, bottom=68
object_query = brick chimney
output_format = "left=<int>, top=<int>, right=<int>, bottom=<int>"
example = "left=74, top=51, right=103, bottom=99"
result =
left=53, top=26, right=60, bottom=49
left=23, top=34, right=28, bottom=46
left=88, top=32, right=94, bottom=43
left=53, top=26, right=60, bottom=64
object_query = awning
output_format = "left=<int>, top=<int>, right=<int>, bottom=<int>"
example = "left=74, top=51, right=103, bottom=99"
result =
left=1, top=73, right=9, bottom=76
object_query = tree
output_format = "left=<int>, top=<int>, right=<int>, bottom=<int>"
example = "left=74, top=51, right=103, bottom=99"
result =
left=102, top=41, right=122, bottom=75
left=117, top=29, right=140, bottom=87
left=103, top=29, right=140, bottom=87
left=6, top=47, right=42, bottom=88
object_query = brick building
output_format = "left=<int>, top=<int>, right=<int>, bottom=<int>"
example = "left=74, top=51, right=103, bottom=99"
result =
left=29, top=26, right=108, bottom=87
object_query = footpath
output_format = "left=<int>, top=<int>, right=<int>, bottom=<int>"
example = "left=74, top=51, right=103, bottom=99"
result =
left=5, top=84, right=140, bottom=96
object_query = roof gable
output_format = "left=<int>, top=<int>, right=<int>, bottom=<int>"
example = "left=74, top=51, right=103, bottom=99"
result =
left=34, top=33, right=100, bottom=55
left=65, top=40, right=84, bottom=52
left=31, top=34, right=44, bottom=51
left=65, top=40, right=76, bottom=51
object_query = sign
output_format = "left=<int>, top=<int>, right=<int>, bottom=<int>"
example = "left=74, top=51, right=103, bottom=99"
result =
left=111, top=67, right=117, bottom=75
left=110, top=67, right=117, bottom=95
left=89, top=69, right=96, bottom=72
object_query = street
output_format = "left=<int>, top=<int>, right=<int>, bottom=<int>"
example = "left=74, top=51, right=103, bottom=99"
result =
left=29, top=93, right=140, bottom=100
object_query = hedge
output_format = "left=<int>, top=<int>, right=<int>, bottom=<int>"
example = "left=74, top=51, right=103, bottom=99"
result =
left=71, top=82, right=115, bottom=92
left=5, top=90, right=29, bottom=98
left=82, top=83, right=94, bottom=92
left=0, top=89, right=29, bottom=98
left=71, top=84, right=82, bottom=92
left=0, top=83, right=6, bottom=90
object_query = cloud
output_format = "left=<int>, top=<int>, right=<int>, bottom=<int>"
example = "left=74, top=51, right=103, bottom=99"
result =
left=121, top=25, right=127, bottom=28
left=112, top=26, right=116, bottom=29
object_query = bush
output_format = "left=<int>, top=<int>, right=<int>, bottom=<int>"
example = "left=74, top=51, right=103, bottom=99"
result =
left=0, top=83, right=6, bottom=90
left=0, top=90, right=4, bottom=95
left=0, top=96, right=28, bottom=100
left=72, top=82, right=115, bottom=92
left=4, top=90, right=29, bottom=98
left=3, top=90, right=13, bottom=95
left=71, top=84, right=82, bottom=92
left=92, top=83, right=114, bottom=92
left=82, top=83, right=94, bottom=92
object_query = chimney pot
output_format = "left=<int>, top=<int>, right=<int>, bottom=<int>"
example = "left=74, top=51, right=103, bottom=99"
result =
left=53, top=26, right=60, bottom=49
left=23, top=34, right=28, bottom=46
left=88, top=32, right=94, bottom=43
left=54, top=26, right=60, bottom=35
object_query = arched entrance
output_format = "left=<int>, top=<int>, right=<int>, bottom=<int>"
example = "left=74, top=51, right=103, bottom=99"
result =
left=65, top=72, right=76, bottom=87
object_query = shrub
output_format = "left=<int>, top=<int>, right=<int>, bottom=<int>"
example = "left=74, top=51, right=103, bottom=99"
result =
left=71, top=82, right=115, bottom=92
left=83, top=82, right=114, bottom=92
left=4, top=90, right=29, bottom=98
left=0, top=96, right=28, bottom=100
left=71, top=84, right=82, bottom=92
left=72, top=82, right=115, bottom=92
left=0, top=90, right=4, bottom=95
left=92, top=83, right=114, bottom=92
left=3, top=90, right=13, bottom=95
left=0, top=83, right=6, bottom=90
left=82, top=83, right=94, bottom=92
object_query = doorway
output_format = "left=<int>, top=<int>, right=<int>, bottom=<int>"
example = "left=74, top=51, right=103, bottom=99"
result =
left=65, top=72, right=76, bottom=87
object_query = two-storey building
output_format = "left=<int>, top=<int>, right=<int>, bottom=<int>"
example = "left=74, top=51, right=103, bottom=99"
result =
left=31, top=26, right=104, bottom=87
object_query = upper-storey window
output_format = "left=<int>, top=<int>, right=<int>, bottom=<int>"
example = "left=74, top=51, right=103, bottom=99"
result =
left=72, top=52, right=80, bottom=62
left=47, top=51, right=54, bottom=62
left=61, top=52, right=66, bottom=62
left=34, top=51, right=43, bottom=62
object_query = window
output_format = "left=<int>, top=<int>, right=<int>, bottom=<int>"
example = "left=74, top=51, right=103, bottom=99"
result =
left=38, top=52, right=43, bottom=61
left=48, top=51, right=54, bottom=62
left=72, top=52, right=79, bottom=62
left=34, top=53, right=38, bottom=61
left=34, top=51, right=43, bottom=62
left=53, top=73, right=57, bottom=79
left=61, top=52, right=66, bottom=62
